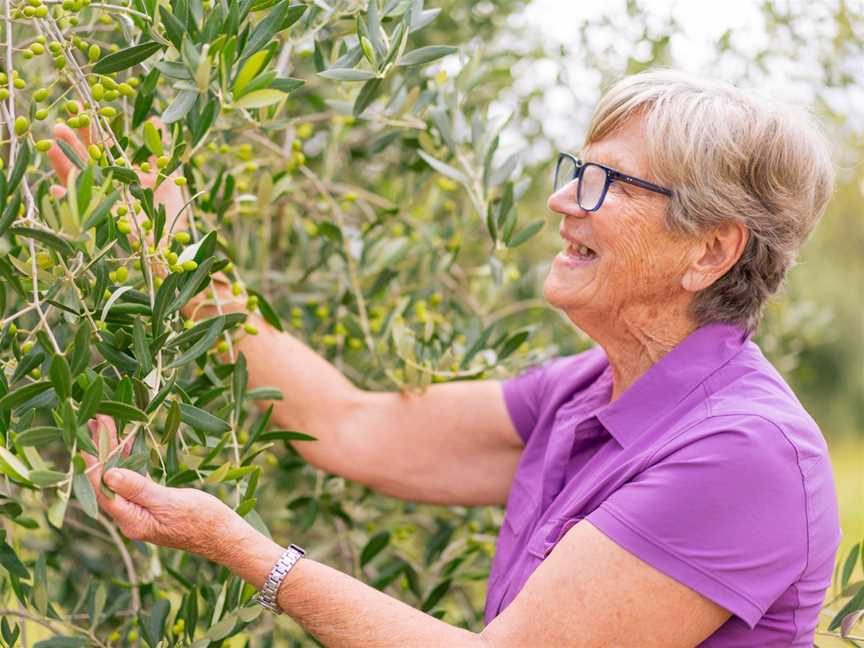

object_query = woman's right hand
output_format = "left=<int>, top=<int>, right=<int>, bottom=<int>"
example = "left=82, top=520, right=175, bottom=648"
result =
left=46, top=118, right=188, bottom=236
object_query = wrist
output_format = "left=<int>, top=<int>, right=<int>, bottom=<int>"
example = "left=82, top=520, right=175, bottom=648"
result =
left=217, top=513, right=284, bottom=588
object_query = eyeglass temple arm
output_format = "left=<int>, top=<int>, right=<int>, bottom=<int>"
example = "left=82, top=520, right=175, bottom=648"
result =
left=609, top=170, right=672, bottom=196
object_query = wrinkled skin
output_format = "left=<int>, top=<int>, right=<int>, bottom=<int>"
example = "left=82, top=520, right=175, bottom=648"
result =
left=81, top=416, right=250, bottom=564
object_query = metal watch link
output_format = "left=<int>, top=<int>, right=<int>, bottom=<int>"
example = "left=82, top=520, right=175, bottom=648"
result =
left=254, top=543, right=305, bottom=614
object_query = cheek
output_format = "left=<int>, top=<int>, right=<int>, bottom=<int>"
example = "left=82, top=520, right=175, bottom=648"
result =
left=600, top=208, right=683, bottom=287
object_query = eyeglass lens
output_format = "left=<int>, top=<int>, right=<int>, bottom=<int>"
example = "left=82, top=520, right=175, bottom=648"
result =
left=553, top=157, right=609, bottom=211
left=578, top=164, right=607, bottom=211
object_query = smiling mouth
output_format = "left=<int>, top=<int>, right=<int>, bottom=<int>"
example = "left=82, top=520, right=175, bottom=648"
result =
left=564, top=241, right=597, bottom=260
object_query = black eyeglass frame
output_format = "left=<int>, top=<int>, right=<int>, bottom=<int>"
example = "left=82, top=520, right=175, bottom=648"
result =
left=553, top=152, right=673, bottom=212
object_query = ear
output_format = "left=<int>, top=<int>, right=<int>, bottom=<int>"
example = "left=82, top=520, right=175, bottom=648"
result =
left=681, top=222, right=749, bottom=294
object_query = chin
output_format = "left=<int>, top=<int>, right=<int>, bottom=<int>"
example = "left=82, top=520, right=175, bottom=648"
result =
left=542, top=269, right=583, bottom=311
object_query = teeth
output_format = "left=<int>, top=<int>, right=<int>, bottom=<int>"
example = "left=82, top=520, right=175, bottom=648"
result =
left=578, top=244, right=590, bottom=256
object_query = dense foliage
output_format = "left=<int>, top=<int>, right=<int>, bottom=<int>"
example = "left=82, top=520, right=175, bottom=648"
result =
left=0, top=0, right=859, bottom=646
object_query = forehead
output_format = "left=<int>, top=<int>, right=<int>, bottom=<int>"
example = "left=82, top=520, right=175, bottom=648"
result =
left=581, top=115, right=649, bottom=176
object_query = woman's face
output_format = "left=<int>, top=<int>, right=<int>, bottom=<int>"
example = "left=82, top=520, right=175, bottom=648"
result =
left=542, top=115, right=696, bottom=329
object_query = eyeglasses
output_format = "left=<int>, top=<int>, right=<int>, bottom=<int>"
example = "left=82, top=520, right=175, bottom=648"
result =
left=552, top=152, right=673, bottom=212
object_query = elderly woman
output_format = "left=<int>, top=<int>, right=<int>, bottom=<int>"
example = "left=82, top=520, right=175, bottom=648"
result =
left=57, top=69, right=840, bottom=647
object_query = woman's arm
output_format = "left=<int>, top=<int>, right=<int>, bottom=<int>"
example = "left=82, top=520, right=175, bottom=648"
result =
left=86, top=453, right=728, bottom=648
left=189, top=287, right=523, bottom=507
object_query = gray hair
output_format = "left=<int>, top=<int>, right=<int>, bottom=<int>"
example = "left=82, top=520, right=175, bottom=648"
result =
left=584, top=70, right=835, bottom=332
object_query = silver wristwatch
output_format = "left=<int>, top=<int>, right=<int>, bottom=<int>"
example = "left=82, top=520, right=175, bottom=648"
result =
left=254, top=543, right=305, bottom=614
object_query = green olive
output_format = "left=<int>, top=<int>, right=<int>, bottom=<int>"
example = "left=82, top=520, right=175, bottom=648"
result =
left=13, top=116, right=30, bottom=136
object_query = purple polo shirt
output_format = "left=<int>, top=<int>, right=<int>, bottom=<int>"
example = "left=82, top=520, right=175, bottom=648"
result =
left=487, top=323, right=840, bottom=646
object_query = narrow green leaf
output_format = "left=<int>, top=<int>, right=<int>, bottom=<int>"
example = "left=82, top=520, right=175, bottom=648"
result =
left=166, top=312, right=245, bottom=349
left=29, top=470, right=67, bottom=487
left=0, top=381, right=53, bottom=412
left=416, top=150, right=468, bottom=185
left=162, top=89, right=199, bottom=124
left=8, top=141, right=30, bottom=192
left=152, top=271, right=182, bottom=337
left=9, top=226, right=74, bottom=256
left=258, top=430, right=317, bottom=442
left=0, top=447, right=31, bottom=481
left=72, top=470, right=99, bottom=519
left=69, top=324, right=91, bottom=377
left=167, top=257, right=215, bottom=313
left=77, top=375, right=104, bottom=425
left=56, top=140, right=85, bottom=171
left=361, top=531, right=390, bottom=567
left=166, top=315, right=224, bottom=369
left=162, top=400, right=181, bottom=442
left=318, top=68, right=378, bottom=82
left=82, top=191, right=120, bottom=230
left=270, top=77, right=304, bottom=94
left=16, top=426, right=63, bottom=446
left=240, top=0, right=290, bottom=60
left=842, top=544, right=861, bottom=589
left=0, top=537, right=29, bottom=578
left=397, top=45, right=457, bottom=67
left=829, top=584, right=864, bottom=631
left=96, top=400, right=149, bottom=422
left=497, top=329, right=531, bottom=361
left=142, top=120, right=163, bottom=157
left=233, top=49, right=269, bottom=97
left=232, top=352, right=247, bottom=424
left=353, top=78, right=382, bottom=117
left=179, top=402, right=231, bottom=436
left=247, top=289, right=283, bottom=331
left=140, top=599, right=171, bottom=648
left=93, top=41, right=162, bottom=74
left=233, top=88, right=287, bottom=110
left=507, top=220, right=544, bottom=248
left=132, top=319, right=153, bottom=375
left=49, top=355, right=72, bottom=400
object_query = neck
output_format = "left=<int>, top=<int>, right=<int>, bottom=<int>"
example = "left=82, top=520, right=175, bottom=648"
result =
left=573, top=306, right=697, bottom=402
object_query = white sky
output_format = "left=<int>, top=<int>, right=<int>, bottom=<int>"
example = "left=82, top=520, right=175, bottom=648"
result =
left=477, top=0, right=864, bottom=166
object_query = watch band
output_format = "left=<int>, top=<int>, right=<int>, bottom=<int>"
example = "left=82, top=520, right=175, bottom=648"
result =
left=254, top=543, right=305, bottom=614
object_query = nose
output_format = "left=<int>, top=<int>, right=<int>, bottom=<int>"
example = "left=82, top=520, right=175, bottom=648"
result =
left=547, top=180, right=588, bottom=218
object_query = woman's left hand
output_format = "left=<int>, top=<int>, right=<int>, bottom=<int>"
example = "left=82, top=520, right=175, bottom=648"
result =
left=82, top=415, right=251, bottom=564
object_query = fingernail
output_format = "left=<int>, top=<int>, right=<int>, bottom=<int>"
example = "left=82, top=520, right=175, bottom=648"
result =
left=104, top=469, right=122, bottom=486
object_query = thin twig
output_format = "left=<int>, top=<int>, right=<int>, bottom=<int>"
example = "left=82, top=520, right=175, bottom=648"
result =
left=0, top=609, right=107, bottom=648
left=96, top=511, right=141, bottom=614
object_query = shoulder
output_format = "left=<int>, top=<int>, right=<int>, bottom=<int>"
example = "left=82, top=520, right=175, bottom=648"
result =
left=698, top=338, right=830, bottom=468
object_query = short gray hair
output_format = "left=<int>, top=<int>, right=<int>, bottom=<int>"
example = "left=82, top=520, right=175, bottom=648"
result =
left=584, top=70, right=835, bottom=332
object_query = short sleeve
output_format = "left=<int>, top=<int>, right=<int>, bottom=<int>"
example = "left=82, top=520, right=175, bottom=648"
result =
left=586, top=417, right=808, bottom=629
left=500, top=364, right=547, bottom=445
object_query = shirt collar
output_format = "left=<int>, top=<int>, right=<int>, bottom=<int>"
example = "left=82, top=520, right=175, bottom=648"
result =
left=596, top=323, right=751, bottom=448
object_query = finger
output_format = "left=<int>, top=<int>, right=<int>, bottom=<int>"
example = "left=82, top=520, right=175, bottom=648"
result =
left=103, top=468, right=168, bottom=508
left=49, top=184, right=67, bottom=200
left=53, top=123, right=89, bottom=162
left=78, top=123, right=92, bottom=148
left=47, top=143, right=74, bottom=185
